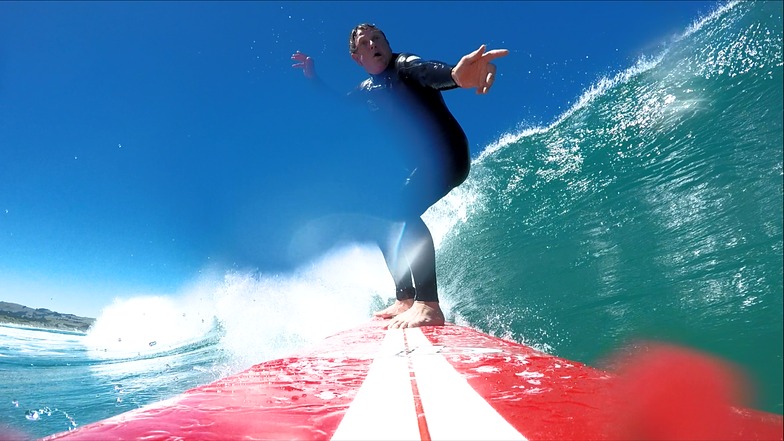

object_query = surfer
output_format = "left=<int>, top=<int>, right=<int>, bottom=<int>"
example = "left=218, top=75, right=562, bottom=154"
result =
left=292, top=24, right=508, bottom=328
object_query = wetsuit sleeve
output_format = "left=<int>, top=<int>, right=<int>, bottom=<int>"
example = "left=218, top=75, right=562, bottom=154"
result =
left=304, top=74, right=344, bottom=101
left=396, top=54, right=459, bottom=91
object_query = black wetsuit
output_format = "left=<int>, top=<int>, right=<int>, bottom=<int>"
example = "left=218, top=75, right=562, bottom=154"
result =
left=349, top=53, right=470, bottom=302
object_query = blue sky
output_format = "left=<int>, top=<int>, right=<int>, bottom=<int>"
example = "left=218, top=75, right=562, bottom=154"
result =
left=0, top=1, right=718, bottom=317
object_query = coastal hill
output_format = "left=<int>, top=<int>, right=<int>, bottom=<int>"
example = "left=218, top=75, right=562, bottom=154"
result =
left=0, top=301, right=95, bottom=332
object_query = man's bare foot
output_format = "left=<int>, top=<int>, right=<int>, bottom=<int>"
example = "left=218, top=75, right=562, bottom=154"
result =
left=387, top=301, right=445, bottom=329
left=374, top=299, right=414, bottom=319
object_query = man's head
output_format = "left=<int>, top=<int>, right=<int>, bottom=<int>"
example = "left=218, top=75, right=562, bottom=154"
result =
left=349, top=23, right=393, bottom=75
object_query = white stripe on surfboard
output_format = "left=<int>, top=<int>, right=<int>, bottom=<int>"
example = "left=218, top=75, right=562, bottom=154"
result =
left=330, top=327, right=527, bottom=441
left=405, top=327, right=527, bottom=441
left=330, top=328, right=421, bottom=441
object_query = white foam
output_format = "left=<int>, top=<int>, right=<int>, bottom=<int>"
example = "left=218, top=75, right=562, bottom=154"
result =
left=474, top=0, right=733, bottom=165
left=211, top=244, right=393, bottom=366
left=83, top=244, right=395, bottom=366
left=83, top=294, right=215, bottom=359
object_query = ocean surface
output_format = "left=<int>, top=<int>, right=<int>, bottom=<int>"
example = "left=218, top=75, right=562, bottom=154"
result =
left=2, top=1, right=782, bottom=438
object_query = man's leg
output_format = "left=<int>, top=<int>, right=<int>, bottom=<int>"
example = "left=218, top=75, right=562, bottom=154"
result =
left=387, top=217, right=445, bottom=328
left=374, top=222, right=416, bottom=318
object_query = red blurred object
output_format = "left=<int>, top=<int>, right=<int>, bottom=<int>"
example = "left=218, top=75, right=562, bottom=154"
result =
left=598, top=342, right=782, bottom=441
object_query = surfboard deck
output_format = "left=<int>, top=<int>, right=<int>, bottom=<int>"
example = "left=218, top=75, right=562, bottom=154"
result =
left=44, top=320, right=782, bottom=440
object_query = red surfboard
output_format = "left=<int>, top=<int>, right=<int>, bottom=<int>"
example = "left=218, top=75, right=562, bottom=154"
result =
left=43, top=320, right=782, bottom=440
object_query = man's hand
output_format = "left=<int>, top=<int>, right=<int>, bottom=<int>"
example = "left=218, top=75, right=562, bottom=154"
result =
left=291, top=51, right=315, bottom=79
left=451, top=45, right=509, bottom=94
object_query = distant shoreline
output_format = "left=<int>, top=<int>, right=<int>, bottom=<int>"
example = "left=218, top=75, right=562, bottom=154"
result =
left=0, top=321, right=90, bottom=335
left=0, top=301, right=95, bottom=333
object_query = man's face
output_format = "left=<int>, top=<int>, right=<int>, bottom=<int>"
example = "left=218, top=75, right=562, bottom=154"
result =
left=351, top=28, right=393, bottom=75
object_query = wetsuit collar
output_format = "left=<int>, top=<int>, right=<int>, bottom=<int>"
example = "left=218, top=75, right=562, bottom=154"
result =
left=369, top=53, right=399, bottom=81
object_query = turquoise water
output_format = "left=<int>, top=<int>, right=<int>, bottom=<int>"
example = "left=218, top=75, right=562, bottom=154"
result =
left=1, top=1, right=781, bottom=439
left=435, top=0, right=783, bottom=415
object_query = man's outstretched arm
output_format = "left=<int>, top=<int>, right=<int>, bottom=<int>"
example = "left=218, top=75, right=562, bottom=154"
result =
left=291, top=50, right=351, bottom=101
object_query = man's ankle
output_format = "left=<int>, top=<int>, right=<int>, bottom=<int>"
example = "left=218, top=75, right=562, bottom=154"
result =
left=396, top=286, right=416, bottom=301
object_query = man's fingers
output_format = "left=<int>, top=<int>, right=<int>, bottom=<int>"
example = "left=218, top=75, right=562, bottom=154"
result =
left=477, top=72, right=494, bottom=95
left=462, top=46, right=507, bottom=66
left=464, top=44, right=487, bottom=62
left=478, top=64, right=489, bottom=92
left=291, top=52, right=310, bottom=61
left=477, top=63, right=498, bottom=95
left=480, top=63, right=496, bottom=93
left=455, top=45, right=505, bottom=93
left=482, top=49, right=510, bottom=61
left=485, top=71, right=495, bottom=93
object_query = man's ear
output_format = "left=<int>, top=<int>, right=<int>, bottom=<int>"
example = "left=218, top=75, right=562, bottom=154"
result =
left=351, top=53, right=363, bottom=66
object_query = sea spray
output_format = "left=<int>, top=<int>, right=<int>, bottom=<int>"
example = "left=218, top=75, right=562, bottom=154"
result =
left=208, top=243, right=395, bottom=367
left=84, top=295, right=216, bottom=360
left=83, top=243, right=398, bottom=367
